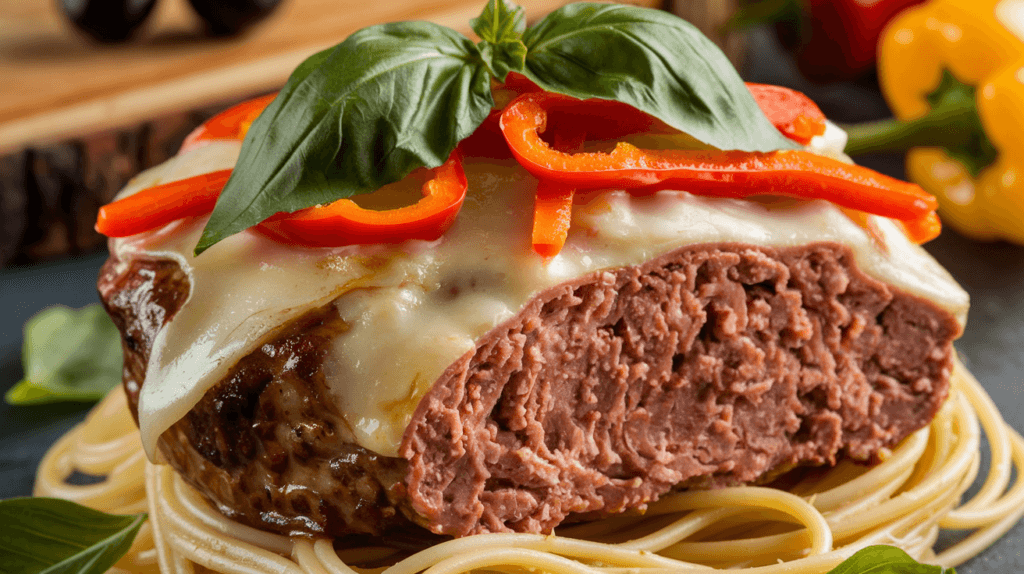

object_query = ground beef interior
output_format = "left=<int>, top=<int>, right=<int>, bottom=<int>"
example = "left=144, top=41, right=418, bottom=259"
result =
left=99, top=242, right=961, bottom=539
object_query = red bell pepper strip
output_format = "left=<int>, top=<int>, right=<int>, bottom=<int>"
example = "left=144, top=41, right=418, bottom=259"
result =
left=98, top=88, right=467, bottom=246
left=499, top=92, right=938, bottom=222
left=179, top=93, right=277, bottom=153
left=530, top=85, right=823, bottom=257
left=95, top=169, right=232, bottom=237
left=532, top=181, right=574, bottom=257
left=96, top=154, right=467, bottom=246
left=459, top=73, right=545, bottom=159
left=256, top=151, right=468, bottom=246
left=531, top=128, right=586, bottom=257
left=459, top=108, right=514, bottom=159
left=746, top=83, right=826, bottom=145
left=899, top=211, right=942, bottom=244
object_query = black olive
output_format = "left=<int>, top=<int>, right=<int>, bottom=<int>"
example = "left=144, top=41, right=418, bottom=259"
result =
left=186, top=0, right=284, bottom=36
left=58, top=0, right=158, bottom=43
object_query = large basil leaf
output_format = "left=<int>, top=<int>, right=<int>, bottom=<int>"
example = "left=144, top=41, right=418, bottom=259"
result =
left=0, top=498, right=146, bottom=574
left=827, top=546, right=956, bottom=573
left=195, top=21, right=494, bottom=255
left=521, top=3, right=797, bottom=152
left=5, top=305, right=122, bottom=405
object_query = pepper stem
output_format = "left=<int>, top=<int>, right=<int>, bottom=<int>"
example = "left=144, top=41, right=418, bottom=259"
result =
left=843, top=104, right=978, bottom=154
left=843, top=69, right=998, bottom=177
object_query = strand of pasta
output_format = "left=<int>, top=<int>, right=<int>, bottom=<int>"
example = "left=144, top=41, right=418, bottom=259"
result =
left=944, top=362, right=1014, bottom=517
left=293, top=539, right=340, bottom=574
left=645, top=427, right=942, bottom=564
left=34, top=388, right=148, bottom=513
left=145, top=462, right=183, bottom=574
left=171, top=473, right=294, bottom=556
left=933, top=363, right=1024, bottom=566
left=940, top=363, right=1024, bottom=528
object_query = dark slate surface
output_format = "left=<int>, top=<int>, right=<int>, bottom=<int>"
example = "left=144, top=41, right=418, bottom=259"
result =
left=0, top=252, right=105, bottom=498
left=1, top=27, right=1022, bottom=573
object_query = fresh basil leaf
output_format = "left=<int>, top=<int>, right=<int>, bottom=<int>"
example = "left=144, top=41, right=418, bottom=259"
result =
left=195, top=21, right=494, bottom=255
left=477, top=40, right=527, bottom=82
left=827, top=546, right=956, bottom=574
left=471, top=0, right=527, bottom=80
left=470, top=0, right=525, bottom=43
left=471, top=0, right=528, bottom=80
left=521, top=3, right=797, bottom=153
left=5, top=305, right=122, bottom=406
left=0, top=498, right=146, bottom=574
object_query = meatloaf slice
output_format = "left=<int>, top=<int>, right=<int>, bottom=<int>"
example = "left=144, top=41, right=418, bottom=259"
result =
left=99, top=241, right=961, bottom=539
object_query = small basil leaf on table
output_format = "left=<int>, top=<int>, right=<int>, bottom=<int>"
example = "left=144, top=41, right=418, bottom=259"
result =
left=827, top=546, right=957, bottom=573
left=195, top=21, right=494, bottom=255
left=521, top=3, right=798, bottom=153
left=0, top=497, right=146, bottom=574
left=5, top=305, right=123, bottom=405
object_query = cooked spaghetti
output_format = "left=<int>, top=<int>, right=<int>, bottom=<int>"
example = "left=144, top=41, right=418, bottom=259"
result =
left=34, top=357, right=1024, bottom=573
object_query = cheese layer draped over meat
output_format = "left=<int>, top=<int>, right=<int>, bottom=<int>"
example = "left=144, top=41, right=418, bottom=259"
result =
left=111, top=127, right=969, bottom=459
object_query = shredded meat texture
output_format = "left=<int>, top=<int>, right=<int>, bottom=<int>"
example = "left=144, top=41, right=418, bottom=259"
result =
left=402, top=244, right=958, bottom=535
left=99, top=242, right=960, bottom=539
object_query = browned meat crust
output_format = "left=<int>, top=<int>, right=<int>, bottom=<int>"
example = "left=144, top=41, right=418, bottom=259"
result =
left=99, top=242, right=961, bottom=538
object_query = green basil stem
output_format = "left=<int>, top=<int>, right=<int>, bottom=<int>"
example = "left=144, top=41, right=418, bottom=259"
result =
left=843, top=69, right=998, bottom=177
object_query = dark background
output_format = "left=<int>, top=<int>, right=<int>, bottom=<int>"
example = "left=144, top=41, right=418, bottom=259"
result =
left=1, top=27, right=1022, bottom=573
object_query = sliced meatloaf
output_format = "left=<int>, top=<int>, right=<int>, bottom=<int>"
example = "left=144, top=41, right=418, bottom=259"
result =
left=99, top=241, right=961, bottom=538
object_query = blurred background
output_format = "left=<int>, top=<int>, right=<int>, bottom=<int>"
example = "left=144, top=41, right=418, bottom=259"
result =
left=1, top=0, right=1022, bottom=571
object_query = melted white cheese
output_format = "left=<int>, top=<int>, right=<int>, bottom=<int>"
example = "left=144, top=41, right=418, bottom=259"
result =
left=113, top=132, right=969, bottom=459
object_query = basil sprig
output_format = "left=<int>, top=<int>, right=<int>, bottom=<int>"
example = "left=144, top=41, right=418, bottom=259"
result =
left=195, top=22, right=494, bottom=254
left=5, top=305, right=122, bottom=405
left=195, top=1, right=797, bottom=255
left=827, top=546, right=956, bottom=573
left=471, top=0, right=527, bottom=81
left=0, top=498, right=146, bottom=574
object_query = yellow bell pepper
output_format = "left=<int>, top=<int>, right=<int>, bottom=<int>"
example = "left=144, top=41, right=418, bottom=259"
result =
left=844, top=0, right=1024, bottom=243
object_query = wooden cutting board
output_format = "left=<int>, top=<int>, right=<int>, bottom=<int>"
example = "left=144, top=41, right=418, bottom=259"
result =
left=0, top=0, right=664, bottom=154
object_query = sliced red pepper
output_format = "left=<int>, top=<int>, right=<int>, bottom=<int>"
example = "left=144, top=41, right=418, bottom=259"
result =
left=98, top=94, right=466, bottom=245
left=531, top=128, right=586, bottom=257
left=467, top=82, right=825, bottom=159
left=460, top=74, right=545, bottom=159
left=256, top=151, right=467, bottom=246
left=532, top=181, right=574, bottom=257
left=746, top=83, right=826, bottom=145
left=179, top=93, right=277, bottom=153
left=95, top=169, right=232, bottom=237
left=899, top=211, right=942, bottom=244
left=500, top=92, right=938, bottom=222
left=501, top=72, right=542, bottom=96
left=459, top=108, right=513, bottom=159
